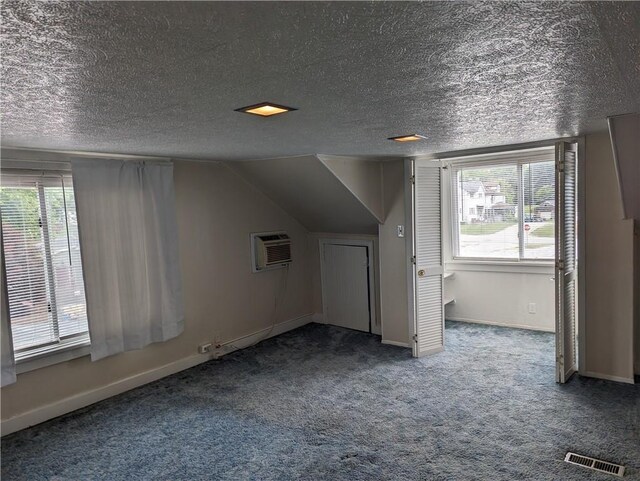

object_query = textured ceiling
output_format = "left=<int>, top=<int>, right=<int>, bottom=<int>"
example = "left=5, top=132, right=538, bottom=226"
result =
left=2, top=1, right=639, bottom=160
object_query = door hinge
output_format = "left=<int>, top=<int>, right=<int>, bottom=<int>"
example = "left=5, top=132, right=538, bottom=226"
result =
left=557, top=160, right=565, bottom=173
left=412, top=334, right=418, bottom=342
left=556, top=259, right=565, bottom=271
left=410, top=256, right=416, bottom=265
left=409, top=175, right=415, bottom=185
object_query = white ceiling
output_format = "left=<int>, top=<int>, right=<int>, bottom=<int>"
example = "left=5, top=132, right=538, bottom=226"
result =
left=2, top=1, right=639, bottom=160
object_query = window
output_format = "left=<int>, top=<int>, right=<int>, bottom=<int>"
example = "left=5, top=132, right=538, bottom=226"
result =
left=451, top=147, right=555, bottom=261
left=1, top=173, right=89, bottom=361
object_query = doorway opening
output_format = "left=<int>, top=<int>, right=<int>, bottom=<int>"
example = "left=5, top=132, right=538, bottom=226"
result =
left=409, top=141, right=581, bottom=383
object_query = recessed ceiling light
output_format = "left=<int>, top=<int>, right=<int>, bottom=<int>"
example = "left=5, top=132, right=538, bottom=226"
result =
left=235, top=102, right=297, bottom=117
left=388, top=134, right=426, bottom=142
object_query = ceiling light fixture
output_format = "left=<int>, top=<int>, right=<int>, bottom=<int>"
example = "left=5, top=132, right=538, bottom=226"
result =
left=388, top=134, right=426, bottom=142
left=235, top=102, right=297, bottom=117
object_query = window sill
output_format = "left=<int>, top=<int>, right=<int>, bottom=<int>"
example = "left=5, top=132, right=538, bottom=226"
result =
left=16, top=340, right=91, bottom=375
left=446, top=259, right=554, bottom=274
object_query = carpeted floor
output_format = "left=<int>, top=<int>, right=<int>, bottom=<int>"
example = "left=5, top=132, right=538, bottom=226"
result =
left=2, top=321, right=639, bottom=480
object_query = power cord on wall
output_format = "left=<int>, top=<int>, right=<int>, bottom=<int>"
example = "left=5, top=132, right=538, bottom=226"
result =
left=228, top=264, right=290, bottom=352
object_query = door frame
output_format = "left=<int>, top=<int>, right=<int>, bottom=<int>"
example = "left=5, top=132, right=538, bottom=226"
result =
left=404, top=159, right=417, bottom=349
left=319, top=238, right=379, bottom=335
left=407, top=136, right=585, bottom=374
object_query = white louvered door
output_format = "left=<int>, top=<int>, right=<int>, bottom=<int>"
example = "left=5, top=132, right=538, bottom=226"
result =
left=412, top=161, right=444, bottom=357
left=555, top=142, right=578, bottom=383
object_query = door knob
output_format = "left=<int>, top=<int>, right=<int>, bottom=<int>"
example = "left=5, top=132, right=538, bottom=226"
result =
left=418, top=269, right=426, bottom=277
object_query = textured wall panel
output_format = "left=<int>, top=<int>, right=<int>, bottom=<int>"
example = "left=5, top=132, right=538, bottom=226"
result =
left=2, top=1, right=639, bottom=160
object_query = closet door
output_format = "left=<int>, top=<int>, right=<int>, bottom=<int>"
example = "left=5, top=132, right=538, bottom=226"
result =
left=555, top=141, right=578, bottom=383
left=322, top=243, right=370, bottom=332
left=412, top=160, right=444, bottom=357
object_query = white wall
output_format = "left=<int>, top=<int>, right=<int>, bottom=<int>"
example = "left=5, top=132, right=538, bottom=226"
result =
left=444, top=268, right=555, bottom=331
left=583, top=131, right=635, bottom=382
left=227, top=156, right=379, bottom=234
left=1, top=160, right=314, bottom=423
left=608, top=113, right=640, bottom=221
left=318, top=155, right=385, bottom=222
left=379, top=160, right=410, bottom=346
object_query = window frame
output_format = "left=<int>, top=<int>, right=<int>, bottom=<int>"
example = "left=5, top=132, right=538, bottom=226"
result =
left=449, top=147, right=556, bottom=263
left=1, top=170, right=91, bottom=368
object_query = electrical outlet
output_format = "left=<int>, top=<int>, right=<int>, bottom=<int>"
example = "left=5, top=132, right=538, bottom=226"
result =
left=528, top=303, right=537, bottom=314
left=198, top=343, right=212, bottom=354
left=213, top=332, right=222, bottom=349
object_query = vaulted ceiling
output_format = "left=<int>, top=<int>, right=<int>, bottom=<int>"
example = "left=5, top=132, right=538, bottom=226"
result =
left=2, top=1, right=639, bottom=160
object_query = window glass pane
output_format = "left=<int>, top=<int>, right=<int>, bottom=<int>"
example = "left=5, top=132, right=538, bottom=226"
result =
left=455, top=165, right=519, bottom=258
left=522, top=161, right=555, bottom=259
left=1, top=175, right=89, bottom=358
left=0, top=185, right=56, bottom=350
left=42, top=183, right=89, bottom=338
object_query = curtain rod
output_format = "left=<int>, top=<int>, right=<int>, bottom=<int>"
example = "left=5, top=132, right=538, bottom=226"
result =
left=2, top=146, right=171, bottom=161
left=1, top=157, right=173, bottom=167
left=2, top=158, right=71, bottom=165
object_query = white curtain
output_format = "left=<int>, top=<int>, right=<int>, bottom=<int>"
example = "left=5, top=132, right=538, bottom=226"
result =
left=1, top=233, right=16, bottom=386
left=72, top=159, right=184, bottom=361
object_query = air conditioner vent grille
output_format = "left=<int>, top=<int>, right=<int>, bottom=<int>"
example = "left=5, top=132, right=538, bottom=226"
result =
left=260, top=234, right=285, bottom=241
left=564, top=452, right=625, bottom=477
left=265, top=243, right=292, bottom=265
left=251, top=232, right=292, bottom=272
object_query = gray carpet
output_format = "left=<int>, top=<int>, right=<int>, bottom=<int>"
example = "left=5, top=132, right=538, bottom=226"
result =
left=2, top=321, right=639, bottom=480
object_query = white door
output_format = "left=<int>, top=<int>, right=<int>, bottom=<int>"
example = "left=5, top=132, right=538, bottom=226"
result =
left=322, top=244, right=370, bottom=332
left=412, top=161, right=445, bottom=357
left=555, top=141, right=578, bottom=383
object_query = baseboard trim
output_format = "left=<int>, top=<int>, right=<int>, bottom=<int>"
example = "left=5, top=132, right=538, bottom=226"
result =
left=447, top=316, right=555, bottom=333
left=311, top=313, right=325, bottom=324
left=381, top=339, right=410, bottom=348
left=214, top=314, right=313, bottom=355
left=1, top=314, right=313, bottom=437
left=1, top=354, right=204, bottom=437
left=580, top=370, right=635, bottom=385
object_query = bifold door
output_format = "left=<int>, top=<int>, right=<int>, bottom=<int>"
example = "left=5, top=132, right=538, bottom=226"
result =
left=555, top=141, right=578, bottom=383
left=412, top=161, right=444, bottom=357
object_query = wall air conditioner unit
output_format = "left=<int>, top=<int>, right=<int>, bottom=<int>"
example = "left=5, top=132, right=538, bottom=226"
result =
left=250, top=232, right=292, bottom=272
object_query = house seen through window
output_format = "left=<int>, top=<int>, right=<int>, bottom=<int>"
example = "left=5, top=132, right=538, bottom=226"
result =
left=0, top=173, right=90, bottom=361
left=452, top=149, right=556, bottom=261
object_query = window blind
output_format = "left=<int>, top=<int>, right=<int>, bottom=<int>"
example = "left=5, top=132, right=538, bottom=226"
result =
left=449, top=146, right=556, bottom=261
left=0, top=173, right=89, bottom=360
left=446, top=146, right=555, bottom=167
left=453, top=163, right=520, bottom=259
